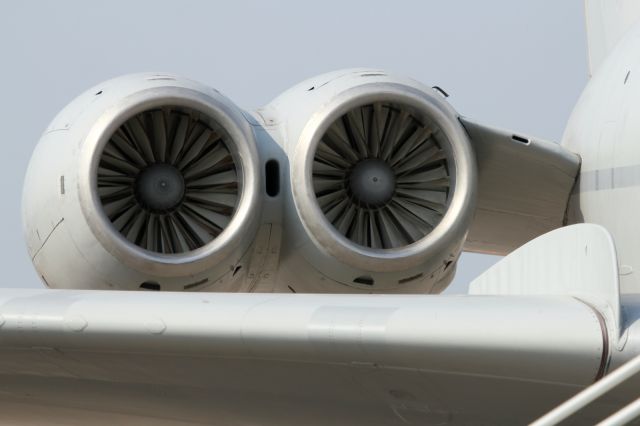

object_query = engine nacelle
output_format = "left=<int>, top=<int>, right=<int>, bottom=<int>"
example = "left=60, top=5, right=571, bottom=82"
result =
left=264, top=69, right=477, bottom=292
left=24, top=70, right=476, bottom=294
left=23, top=74, right=261, bottom=290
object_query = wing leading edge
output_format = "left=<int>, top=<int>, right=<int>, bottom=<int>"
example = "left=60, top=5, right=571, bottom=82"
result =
left=0, top=290, right=605, bottom=425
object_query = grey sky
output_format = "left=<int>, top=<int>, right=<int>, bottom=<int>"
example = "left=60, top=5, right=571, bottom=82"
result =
left=0, top=1, right=587, bottom=291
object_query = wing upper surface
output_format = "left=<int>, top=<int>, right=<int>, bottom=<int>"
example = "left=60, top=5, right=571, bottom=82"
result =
left=0, top=288, right=605, bottom=425
left=0, top=225, right=630, bottom=425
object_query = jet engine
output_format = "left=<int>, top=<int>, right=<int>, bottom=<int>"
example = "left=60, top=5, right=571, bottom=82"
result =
left=266, top=70, right=477, bottom=293
left=23, top=70, right=478, bottom=294
left=23, top=74, right=261, bottom=290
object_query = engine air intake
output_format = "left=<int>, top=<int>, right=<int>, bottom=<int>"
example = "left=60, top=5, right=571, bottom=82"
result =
left=313, top=103, right=450, bottom=249
left=98, top=107, right=238, bottom=254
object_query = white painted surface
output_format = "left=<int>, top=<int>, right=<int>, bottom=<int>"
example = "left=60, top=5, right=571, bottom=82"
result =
left=6, top=3, right=640, bottom=424
left=461, top=118, right=580, bottom=255
left=0, top=289, right=615, bottom=425
left=585, top=0, right=640, bottom=76
left=564, top=20, right=640, bottom=295
left=470, top=224, right=621, bottom=337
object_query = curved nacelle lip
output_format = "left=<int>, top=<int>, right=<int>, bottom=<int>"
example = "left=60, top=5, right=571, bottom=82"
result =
left=78, top=85, right=261, bottom=277
left=291, top=81, right=477, bottom=273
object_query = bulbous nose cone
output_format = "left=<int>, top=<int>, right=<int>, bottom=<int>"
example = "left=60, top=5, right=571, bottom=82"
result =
left=348, top=159, right=396, bottom=207
left=134, top=164, right=185, bottom=213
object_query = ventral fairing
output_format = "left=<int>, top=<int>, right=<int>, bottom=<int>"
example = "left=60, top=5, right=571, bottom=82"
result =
left=3, top=1, right=640, bottom=425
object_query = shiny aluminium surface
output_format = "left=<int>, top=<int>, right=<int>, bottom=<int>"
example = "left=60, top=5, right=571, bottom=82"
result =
left=0, top=289, right=612, bottom=425
left=461, top=118, right=580, bottom=256
left=8, top=3, right=640, bottom=424
left=22, top=74, right=262, bottom=290
left=261, top=70, right=479, bottom=292
left=22, top=70, right=483, bottom=294
left=470, top=224, right=621, bottom=337
left=288, top=81, right=476, bottom=273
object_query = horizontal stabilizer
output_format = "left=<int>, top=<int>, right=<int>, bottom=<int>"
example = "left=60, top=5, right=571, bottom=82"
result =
left=470, top=223, right=621, bottom=338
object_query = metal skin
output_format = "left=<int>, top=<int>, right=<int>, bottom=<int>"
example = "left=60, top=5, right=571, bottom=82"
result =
left=264, top=70, right=476, bottom=292
left=564, top=20, right=640, bottom=296
left=24, top=69, right=476, bottom=293
left=0, top=289, right=610, bottom=425
left=10, top=5, right=640, bottom=424
left=23, top=74, right=262, bottom=290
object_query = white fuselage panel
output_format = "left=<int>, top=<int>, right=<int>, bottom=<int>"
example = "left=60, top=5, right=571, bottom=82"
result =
left=563, top=20, right=640, bottom=294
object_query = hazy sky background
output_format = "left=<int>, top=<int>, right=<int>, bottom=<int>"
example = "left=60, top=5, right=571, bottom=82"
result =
left=0, top=1, right=587, bottom=292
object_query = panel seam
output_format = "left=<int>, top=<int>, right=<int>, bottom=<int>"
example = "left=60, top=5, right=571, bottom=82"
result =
left=573, top=296, right=611, bottom=382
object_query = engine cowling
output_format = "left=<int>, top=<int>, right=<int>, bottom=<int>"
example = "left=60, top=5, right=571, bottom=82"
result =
left=23, top=74, right=261, bottom=291
left=23, top=69, right=477, bottom=294
left=266, top=69, right=477, bottom=292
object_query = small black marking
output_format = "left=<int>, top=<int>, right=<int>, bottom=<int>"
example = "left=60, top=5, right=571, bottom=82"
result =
left=140, top=282, right=161, bottom=291
left=512, top=134, right=529, bottom=144
left=41, top=275, right=50, bottom=288
left=624, top=70, right=631, bottom=84
left=31, top=218, right=64, bottom=261
left=95, top=90, right=103, bottom=95
left=265, top=159, right=280, bottom=197
left=432, top=86, right=449, bottom=97
left=353, top=276, right=374, bottom=286
left=287, top=285, right=297, bottom=293
left=59, top=176, right=65, bottom=195
left=232, top=265, right=242, bottom=276
left=307, top=86, right=315, bottom=91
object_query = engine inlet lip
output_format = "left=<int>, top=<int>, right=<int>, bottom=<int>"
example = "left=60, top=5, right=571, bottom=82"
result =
left=78, top=86, right=260, bottom=277
left=293, top=82, right=477, bottom=273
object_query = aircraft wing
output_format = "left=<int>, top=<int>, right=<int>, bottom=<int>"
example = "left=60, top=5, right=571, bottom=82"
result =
left=0, top=291, right=608, bottom=425
left=0, top=224, right=635, bottom=426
